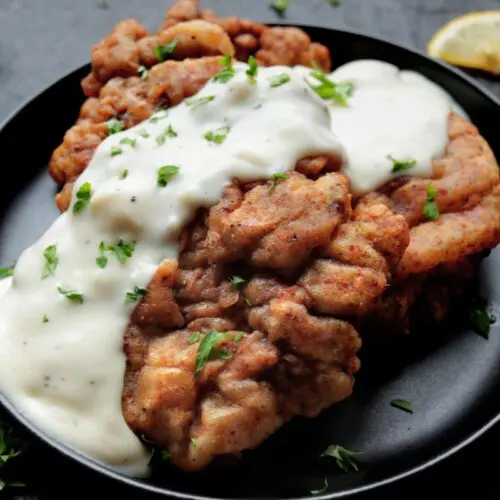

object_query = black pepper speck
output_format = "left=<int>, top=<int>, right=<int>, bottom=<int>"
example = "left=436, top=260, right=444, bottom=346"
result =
left=130, top=196, right=136, bottom=202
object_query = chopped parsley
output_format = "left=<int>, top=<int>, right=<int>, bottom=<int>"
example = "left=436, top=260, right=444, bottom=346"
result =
left=97, top=239, right=136, bottom=268
left=57, top=286, right=84, bottom=304
left=160, top=450, right=171, bottom=461
left=191, top=438, right=199, bottom=447
left=390, top=399, right=414, bottom=413
left=120, top=137, right=137, bottom=148
left=0, top=417, right=27, bottom=490
left=156, top=124, right=178, bottom=145
left=204, top=126, right=229, bottom=144
left=270, top=0, right=289, bottom=17
left=72, top=182, right=92, bottom=214
left=126, top=286, right=148, bottom=303
left=213, top=55, right=235, bottom=83
left=423, top=185, right=440, bottom=221
left=110, top=145, right=123, bottom=156
left=157, top=165, right=180, bottom=187
left=186, top=95, right=215, bottom=109
left=0, top=268, right=13, bottom=278
left=310, top=478, right=329, bottom=495
left=328, top=0, right=342, bottom=5
left=246, top=55, right=258, bottom=82
left=138, top=129, right=150, bottom=138
left=41, top=244, right=58, bottom=279
left=106, top=118, right=124, bottom=135
left=120, top=169, right=129, bottom=180
left=321, top=445, right=364, bottom=473
left=229, top=275, right=245, bottom=290
left=153, top=40, right=177, bottom=62
left=234, top=331, right=244, bottom=342
left=188, top=332, right=201, bottom=344
left=388, top=155, right=417, bottom=173
left=269, top=73, right=291, bottom=88
left=269, top=173, right=288, bottom=192
left=137, top=65, right=149, bottom=79
left=194, top=330, right=232, bottom=376
left=150, top=110, right=169, bottom=123
left=42, top=314, right=49, bottom=323
left=470, top=306, right=494, bottom=338
left=306, top=63, right=354, bottom=106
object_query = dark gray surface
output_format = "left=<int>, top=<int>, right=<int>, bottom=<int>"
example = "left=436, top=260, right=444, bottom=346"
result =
left=0, top=0, right=500, bottom=124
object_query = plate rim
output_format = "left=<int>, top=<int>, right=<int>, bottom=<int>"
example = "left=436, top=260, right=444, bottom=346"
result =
left=1, top=22, right=500, bottom=499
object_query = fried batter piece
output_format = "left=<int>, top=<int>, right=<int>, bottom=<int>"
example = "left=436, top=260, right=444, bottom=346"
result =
left=121, top=165, right=408, bottom=471
left=81, top=0, right=330, bottom=97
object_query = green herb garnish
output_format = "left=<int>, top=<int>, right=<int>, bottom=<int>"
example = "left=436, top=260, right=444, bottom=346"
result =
left=470, top=306, right=494, bottom=338
left=186, top=95, right=215, bottom=109
left=0, top=417, right=27, bottom=490
left=204, top=126, right=229, bottom=145
left=120, top=169, right=129, bottom=180
left=0, top=268, right=13, bottom=278
left=150, top=110, right=169, bottom=123
left=328, top=0, right=342, bottom=5
left=269, top=173, right=288, bottom=192
left=270, top=0, right=289, bottom=17
left=120, top=137, right=137, bottom=148
left=229, top=275, right=245, bottom=290
left=194, top=330, right=231, bottom=376
left=157, top=165, right=180, bottom=187
left=423, top=185, right=440, bottom=221
left=321, top=445, right=364, bottom=473
left=42, top=315, right=49, bottom=323
left=97, top=239, right=136, bottom=268
left=390, top=399, right=414, bottom=413
left=269, top=73, right=291, bottom=88
left=388, top=155, right=417, bottom=173
left=234, top=332, right=244, bottom=342
left=156, top=124, right=178, bottom=145
left=126, top=286, right=148, bottom=303
left=138, top=129, right=150, bottom=138
left=41, top=244, right=58, bottom=279
left=137, top=65, right=149, bottom=79
left=153, top=40, right=177, bottom=62
left=160, top=450, right=171, bottom=460
left=106, top=118, right=124, bottom=135
left=72, top=182, right=92, bottom=214
left=191, top=438, right=199, bottom=447
left=57, top=286, right=84, bottom=304
left=310, top=478, right=329, bottom=495
left=246, top=55, right=258, bottom=82
left=188, top=332, right=201, bottom=344
left=213, top=55, right=235, bottom=83
left=244, top=297, right=252, bottom=307
left=110, top=145, right=123, bottom=156
left=306, top=63, right=354, bottom=106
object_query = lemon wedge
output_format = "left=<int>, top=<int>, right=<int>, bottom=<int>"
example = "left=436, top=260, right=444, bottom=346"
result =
left=427, top=11, right=500, bottom=74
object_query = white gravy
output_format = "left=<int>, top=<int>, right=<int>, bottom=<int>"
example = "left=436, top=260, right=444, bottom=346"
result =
left=0, top=63, right=343, bottom=476
left=326, top=59, right=452, bottom=194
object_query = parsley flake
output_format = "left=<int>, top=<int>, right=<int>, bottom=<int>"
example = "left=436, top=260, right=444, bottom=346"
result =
left=321, top=445, right=364, bottom=473
left=246, top=55, right=258, bottom=82
left=137, top=65, right=149, bottom=79
left=306, top=63, right=354, bottom=106
left=0, top=417, right=27, bottom=487
left=156, top=124, right=178, bottom=145
left=157, top=165, right=180, bottom=187
left=0, top=268, right=13, bottom=278
left=188, top=332, right=201, bottom=344
left=97, top=239, right=136, bottom=268
left=213, top=55, right=235, bottom=83
left=72, top=182, right=92, bottom=214
left=311, top=478, right=329, bottom=495
left=328, top=0, right=342, bottom=5
left=269, top=73, right=291, bottom=88
left=120, top=169, right=129, bottom=180
left=42, top=315, right=49, bottom=323
left=229, top=275, right=245, bottom=290
left=191, top=438, right=199, bottom=447
left=423, top=185, right=440, bottom=221
left=41, top=244, right=58, bottom=279
left=138, top=129, right=150, bottom=138
left=160, top=450, right=171, bottom=461
left=107, top=118, right=124, bottom=135
left=270, top=0, right=289, bottom=17
left=126, top=286, right=148, bottom=303
left=234, top=331, right=244, bottom=342
left=390, top=399, right=414, bottom=413
left=57, top=286, right=84, bottom=304
left=269, top=173, right=288, bottom=192
left=194, top=330, right=232, bottom=377
left=150, top=110, right=169, bottom=123
left=186, top=95, right=215, bottom=109
left=153, top=40, right=177, bottom=62
left=110, top=145, right=123, bottom=156
left=388, top=155, right=417, bottom=173
left=470, top=306, right=494, bottom=338
left=120, top=137, right=137, bottom=148
left=204, top=126, right=229, bottom=144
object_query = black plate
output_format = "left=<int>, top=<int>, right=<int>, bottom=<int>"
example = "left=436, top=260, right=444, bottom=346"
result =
left=1, top=25, right=500, bottom=500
